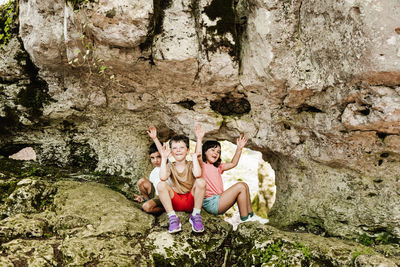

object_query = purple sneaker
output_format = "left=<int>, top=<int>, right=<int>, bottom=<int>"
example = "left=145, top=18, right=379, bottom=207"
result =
left=189, top=213, right=204, bottom=233
left=168, top=215, right=181, bottom=233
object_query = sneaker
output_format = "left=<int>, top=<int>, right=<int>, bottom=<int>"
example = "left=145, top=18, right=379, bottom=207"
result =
left=246, top=214, right=269, bottom=224
left=168, top=215, right=182, bottom=233
left=189, top=213, right=204, bottom=233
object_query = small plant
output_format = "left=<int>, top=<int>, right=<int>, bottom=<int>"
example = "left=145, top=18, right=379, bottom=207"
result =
left=375, top=232, right=397, bottom=245
left=0, top=0, right=17, bottom=47
left=294, top=242, right=312, bottom=261
left=351, top=247, right=374, bottom=265
left=65, top=0, right=95, bottom=11
left=66, top=8, right=115, bottom=81
left=21, top=165, right=39, bottom=177
left=43, top=233, right=52, bottom=238
left=358, top=233, right=374, bottom=246
left=251, top=241, right=286, bottom=265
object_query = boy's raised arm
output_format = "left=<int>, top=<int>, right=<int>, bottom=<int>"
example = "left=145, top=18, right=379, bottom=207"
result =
left=223, top=134, right=248, bottom=171
left=147, top=125, right=163, bottom=153
left=194, top=123, right=205, bottom=164
left=159, top=143, right=171, bottom=181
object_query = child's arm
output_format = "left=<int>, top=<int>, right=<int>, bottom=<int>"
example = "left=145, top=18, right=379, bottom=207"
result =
left=222, top=134, right=248, bottom=171
left=147, top=125, right=163, bottom=153
left=159, top=143, right=171, bottom=181
left=191, top=152, right=202, bottom=178
left=194, top=123, right=205, bottom=164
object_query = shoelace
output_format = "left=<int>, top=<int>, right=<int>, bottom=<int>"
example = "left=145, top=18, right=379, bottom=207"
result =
left=192, top=215, right=202, bottom=223
left=170, top=217, right=179, bottom=224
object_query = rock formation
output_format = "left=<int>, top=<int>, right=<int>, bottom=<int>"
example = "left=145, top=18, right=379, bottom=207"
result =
left=1, top=170, right=398, bottom=265
left=1, top=0, right=399, bottom=250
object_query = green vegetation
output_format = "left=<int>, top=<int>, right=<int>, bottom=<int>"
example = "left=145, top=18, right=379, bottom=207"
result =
left=0, top=0, right=17, bottom=47
left=351, top=247, right=374, bottom=265
left=294, top=242, right=312, bottom=261
left=357, top=232, right=398, bottom=246
left=251, top=240, right=287, bottom=266
left=358, top=233, right=374, bottom=246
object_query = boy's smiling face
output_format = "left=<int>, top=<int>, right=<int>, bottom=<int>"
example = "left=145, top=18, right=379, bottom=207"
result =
left=149, top=151, right=161, bottom=167
left=170, top=140, right=188, bottom=162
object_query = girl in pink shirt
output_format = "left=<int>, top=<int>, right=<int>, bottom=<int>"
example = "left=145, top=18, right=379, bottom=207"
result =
left=194, top=125, right=255, bottom=222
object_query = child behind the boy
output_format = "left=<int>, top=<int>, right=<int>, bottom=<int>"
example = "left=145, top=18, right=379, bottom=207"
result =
left=134, top=126, right=172, bottom=213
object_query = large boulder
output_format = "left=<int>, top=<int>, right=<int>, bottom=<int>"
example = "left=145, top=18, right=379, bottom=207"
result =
left=229, top=222, right=399, bottom=266
left=0, top=0, right=398, bottom=241
left=0, top=178, right=233, bottom=265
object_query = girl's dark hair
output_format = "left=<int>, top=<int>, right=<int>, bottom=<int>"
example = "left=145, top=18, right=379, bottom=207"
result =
left=202, top=140, right=221, bottom=167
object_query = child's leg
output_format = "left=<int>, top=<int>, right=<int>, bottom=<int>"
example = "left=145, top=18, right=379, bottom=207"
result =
left=142, top=199, right=164, bottom=214
left=137, top=178, right=152, bottom=199
left=191, top=178, right=206, bottom=210
left=218, top=182, right=250, bottom=217
left=157, top=181, right=175, bottom=213
left=243, top=182, right=253, bottom=215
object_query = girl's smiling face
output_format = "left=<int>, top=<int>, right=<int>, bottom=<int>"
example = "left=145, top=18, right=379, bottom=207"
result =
left=205, top=146, right=221, bottom=164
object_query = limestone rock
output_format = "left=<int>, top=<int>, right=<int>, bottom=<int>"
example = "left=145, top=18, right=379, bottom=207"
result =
left=0, top=180, right=155, bottom=265
left=0, top=0, right=397, bottom=243
left=229, top=222, right=399, bottom=266
left=145, top=211, right=232, bottom=266
left=0, top=214, right=46, bottom=243
left=6, top=179, right=56, bottom=217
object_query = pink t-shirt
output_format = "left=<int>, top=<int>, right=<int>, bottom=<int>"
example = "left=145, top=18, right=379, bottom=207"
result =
left=202, top=162, right=225, bottom=198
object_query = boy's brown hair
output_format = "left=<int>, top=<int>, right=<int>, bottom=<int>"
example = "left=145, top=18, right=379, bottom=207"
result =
left=169, top=135, right=189, bottom=149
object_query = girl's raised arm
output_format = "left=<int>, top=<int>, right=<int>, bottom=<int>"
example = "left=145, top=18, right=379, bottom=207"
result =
left=222, top=134, right=248, bottom=171
left=191, top=151, right=202, bottom=178
left=194, top=123, right=205, bottom=164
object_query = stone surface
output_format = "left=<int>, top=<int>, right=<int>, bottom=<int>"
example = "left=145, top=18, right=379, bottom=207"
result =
left=145, top=211, right=232, bottom=266
left=1, top=176, right=398, bottom=266
left=229, top=222, right=399, bottom=266
left=0, top=0, right=398, bottom=243
left=0, top=178, right=235, bottom=265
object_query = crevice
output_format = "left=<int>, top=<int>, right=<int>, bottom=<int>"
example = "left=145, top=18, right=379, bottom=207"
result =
left=297, top=105, right=323, bottom=114
left=380, top=153, right=389, bottom=158
left=189, top=0, right=203, bottom=84
left=210, top=93, right=251, bottom=116
left=202, top=0, right=247, bottom=63
left=176, top=100, right=196, bottom=110
left=376, top=132, right=388, bottom=141
left=139, top=0, right=172, bottom=65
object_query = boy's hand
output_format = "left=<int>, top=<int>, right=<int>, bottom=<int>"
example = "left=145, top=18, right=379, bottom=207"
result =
left=160, top=143, right=171, bottom=159
left=236, top=134, right=248, bottom=150
left=147, top=125, right=157, bottom=140
left=133, top=194, right=144, bottom=203
left=194, top=123, right=205, bottom=140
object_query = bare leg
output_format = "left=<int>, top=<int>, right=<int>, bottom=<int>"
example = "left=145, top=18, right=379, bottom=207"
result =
left=142, top=200, right=164, bottom=214
left=243, top=182, right=253, bottom=214
left=191, top=178, right=206, bottom=210
left=157, top=181, right=175, bottom=213
left=137, top=178, right=152, bottom=199
left=218, top=182, right=250, bottom=217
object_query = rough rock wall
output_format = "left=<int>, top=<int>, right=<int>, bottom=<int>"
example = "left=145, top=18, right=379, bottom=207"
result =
left=0, top=0, right=399, bottom=241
